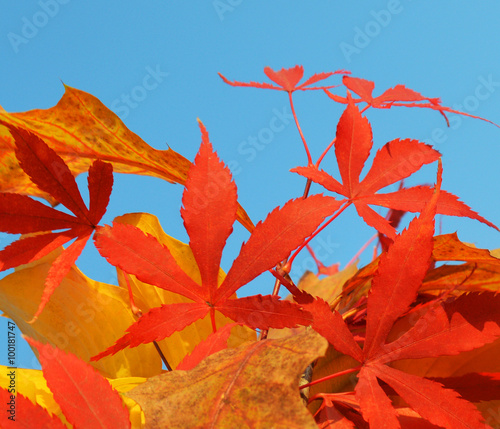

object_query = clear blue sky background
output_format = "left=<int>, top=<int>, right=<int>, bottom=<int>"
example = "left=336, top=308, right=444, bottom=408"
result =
left=1, top=1, right=499, bottom=370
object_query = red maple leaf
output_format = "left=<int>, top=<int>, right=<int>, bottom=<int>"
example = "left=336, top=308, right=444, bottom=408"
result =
left=326, top=75, right=500, bottom=128
left=291, top=96, right=498, bottom=239
left=0, top=388, right=67, bottom=428
left=26, top=337, right=131, bottom=428
left=219, top=65, right=349, bottom=93
left=91, top=120, right=343, bottom=360
left=0, top=124, right=113, bottom=321
left=312, top=173, right=500, bottom=428
left=176, top=323, right=236, bottom=371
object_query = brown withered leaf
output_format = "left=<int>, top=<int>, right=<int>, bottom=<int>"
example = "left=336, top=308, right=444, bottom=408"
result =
left=127, top=329, right=327, bottom=428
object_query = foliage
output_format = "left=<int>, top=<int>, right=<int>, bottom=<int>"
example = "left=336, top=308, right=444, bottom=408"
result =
left=0, top=65, right=499, bottom=428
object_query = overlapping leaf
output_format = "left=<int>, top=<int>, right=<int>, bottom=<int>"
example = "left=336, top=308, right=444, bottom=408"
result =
left=0, top=247, right=163, bottom=379
left=176, top=323, right=236, bottom=371
left=422, top=263, right=500, bottom=293
left=127, top=329, right=327, bottom=429
left=219, top=65, right=348, bottom=93
left=432, top=232, right=500, bottom=263
left=26, top=338, right=131, bottom=429
left=349, top=169, right=499, bottom=428
left=92, top=121, right=342, bottom=360
left=303, top=166, right=499, bottom=427
left=0, top=365, right=146, bottom=427
left=112, top=212, right=256, bottom=369
left=0, top=124, right=113, bottom=320
left=326, top=75, right=500, bottom=128
left=0, top=86, right=254, bottom=231
left=0, top=387, right=66, bottom=428
left=292, top=97, right=498, bottom=239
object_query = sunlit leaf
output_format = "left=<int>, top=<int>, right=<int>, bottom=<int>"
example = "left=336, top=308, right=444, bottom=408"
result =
left=127, top=330, right=327, bottom=429
left=0, top=248, right=162, bottom=379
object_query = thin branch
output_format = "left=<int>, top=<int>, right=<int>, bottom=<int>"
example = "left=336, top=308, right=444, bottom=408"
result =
left=284, top=201, right=350, bottom=272
left=289, top=91, right=313, bottom=165
left=299, top=365, right=362, bottom=390
left=153, top=341, right=172, bottom=371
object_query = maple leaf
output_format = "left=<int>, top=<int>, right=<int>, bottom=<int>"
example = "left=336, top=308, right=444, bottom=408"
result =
left=112, top=212, right=256, bottom=370
left=305, top=168, right=499, bottom=427
left=432, top=232, right=500, bottom=264
left=422, top=262, right=500, bottom=294
left=326, top=75, right=500, bottom=128
left=0, top=124, right=113, bottom=321
left=428, top=373, right=500, bottom=403
left=26, top=337, right=131, bottom=429
left=0, top=387, right=67, bottom=428
left=349, top=170, right=499, bottom=428
left=127, top=329, right=327, bottom=429
left=92, top=120, right=342, bottom=360
left=292, top=97, right=498, bottom=239
left=0, top=86, right=254, bottom=231
left=0, top=246, right=166, bottom=379
left=176, top=323, right=236, bottom=371
left=219, top=65, right=349, bottom=93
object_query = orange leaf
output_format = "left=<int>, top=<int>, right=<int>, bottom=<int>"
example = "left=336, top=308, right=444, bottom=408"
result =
left=376, top=293, right=500, bottom=364
left=127, top=329, right=327, bottom=428
left=422, top=262, right=500, bottom=293
left=432, top=233, right=500, bottom=264
left=109, top=212, right=256, bottom=369
left=181, top=120, right=237, bottom=294
left=356, top=366, right=400, bottom=428
left=0, top=85, right=254, bottom=231
left=363, top=182, right=436, bottom=359
left=326, top=75, right=500, bottom=128
left=30, top=229, right=93, bottom=322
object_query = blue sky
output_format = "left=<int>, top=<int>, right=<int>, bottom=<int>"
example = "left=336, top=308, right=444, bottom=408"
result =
left=1, top=1, right=499, bottom=370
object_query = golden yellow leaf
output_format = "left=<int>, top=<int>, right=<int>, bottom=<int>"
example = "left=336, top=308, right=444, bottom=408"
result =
left=113, top=213, right=256, bottom=369
left=0, top=248, right=162, bottom=379
left=296, top=264, right=359, bottom=306
left=127, top=329, right=328, bottom=429
left=0, top=366, right=147, bottom=429
left=0, top=366, right=67, bottom=425
left=0, top=86, right=254, bottom=231
left=110, top=377, right=148, bottom=429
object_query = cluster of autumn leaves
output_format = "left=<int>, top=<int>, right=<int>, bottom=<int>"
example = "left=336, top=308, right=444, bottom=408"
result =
left=0, top=66, right=499, bottom=428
